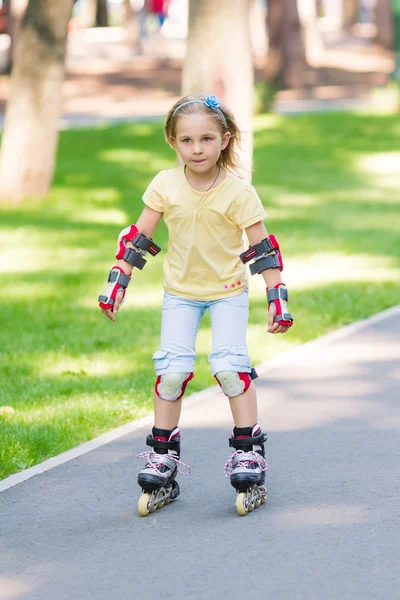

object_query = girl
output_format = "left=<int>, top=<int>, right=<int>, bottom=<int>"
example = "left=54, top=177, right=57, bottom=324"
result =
left=99, top=94, right=293, bottom=516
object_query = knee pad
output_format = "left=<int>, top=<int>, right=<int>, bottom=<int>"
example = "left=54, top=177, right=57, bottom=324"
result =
left=155, top=372, right=194, bottom=402
left=215, top=371, right=254, bottom=398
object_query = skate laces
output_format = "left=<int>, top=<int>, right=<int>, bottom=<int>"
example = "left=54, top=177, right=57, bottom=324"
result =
left=136, top=451, right=191, bottom=476
left=224, top=450, right=268, bottom=478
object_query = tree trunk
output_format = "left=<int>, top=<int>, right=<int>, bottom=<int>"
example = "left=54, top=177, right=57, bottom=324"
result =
left=297, top=0, right=325, bottom=65
left=322, top=0, right=343, bottom=30
left=123, top=0, right=140, bottom=46
left=342, top=0, right=359, bottom=30
left=265, top=0, right=284, bottom=84
left=84, top=0, right=96, bottom=27
left=375, top=0, right=394, bottom=49
left=182, top=0, right=254, bottom=178
left=8, top=0, right=29, bottom=64
left=281, top=0, right=308, bottom=87
left=96, top=0, right=108, bottom=27
left=123, top=0, right=134, bottom=22
left=0, top=0, right=74, bottom=202
left=265, top=0, right=308, bottom=89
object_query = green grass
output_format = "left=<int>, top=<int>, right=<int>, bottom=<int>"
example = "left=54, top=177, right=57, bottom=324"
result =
left=1, top=111, right=399, bottom=479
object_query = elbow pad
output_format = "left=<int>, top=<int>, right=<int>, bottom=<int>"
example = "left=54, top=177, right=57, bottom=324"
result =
left=240, top=234, right=283, bottom=275
left=116, top=224, right=161, bottom=270
left=116, top=224, right=138, bottom=259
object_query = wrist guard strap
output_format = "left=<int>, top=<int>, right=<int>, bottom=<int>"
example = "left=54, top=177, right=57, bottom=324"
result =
left=240, top=234, right=283, bottom=275
left=98, top=266, right=131, bottom=310
left=132, top=232, right=161, bottom=256
left=267, top=283, right=293, bottom=327
left=123, top=247, right=146, bottom=270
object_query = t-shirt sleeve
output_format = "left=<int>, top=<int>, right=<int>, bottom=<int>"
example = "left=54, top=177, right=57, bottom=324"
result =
left=142, top=171, right=166, bottom=212
left=227, top=185, right=267, bottom=229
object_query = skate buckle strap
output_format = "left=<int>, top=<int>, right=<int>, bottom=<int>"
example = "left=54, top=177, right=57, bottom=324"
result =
left=229, top=433, right=268, bottom=449
left=224, top=450, right=268, bottom=478
left=136, top=451, right=192, bottom=476
left=145, top=434, right=180, bottom=452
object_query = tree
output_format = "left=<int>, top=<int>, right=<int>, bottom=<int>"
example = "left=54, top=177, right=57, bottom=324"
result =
left=394, top=0, right=400, bottom=83
left=182, top=0, right=254, bottom=177
left=0, top=0, right=74, bottom=202
left=0, top=0, right=29, bottom=73
left=84, top=0, right=108, bottom=28
left=123, top=0, right=140, bottom=47
left=265, top=0, right=308, bottom=90
left=96, top=0, right=108, bottom=27
left=342, top=0, right=359, bottom=31
left=297, top=0, right=325, bottom=65
left=375, top=0, right=394, bottom=49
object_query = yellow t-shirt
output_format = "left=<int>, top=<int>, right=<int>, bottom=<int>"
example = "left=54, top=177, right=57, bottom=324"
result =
left=142, top=165, right=267, bottom=300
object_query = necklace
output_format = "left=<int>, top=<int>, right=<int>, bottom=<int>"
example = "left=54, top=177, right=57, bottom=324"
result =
left=185, top=165, right=220, bottom=192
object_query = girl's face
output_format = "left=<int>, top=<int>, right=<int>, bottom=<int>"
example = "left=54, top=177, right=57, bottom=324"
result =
left=171, top=113, right=231, bottom=174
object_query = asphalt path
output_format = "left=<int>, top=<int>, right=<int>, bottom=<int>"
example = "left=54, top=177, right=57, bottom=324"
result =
left=1, top=308, right=400, bottom=600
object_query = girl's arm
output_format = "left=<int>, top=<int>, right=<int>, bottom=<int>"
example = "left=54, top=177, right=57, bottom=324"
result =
left=117, top=206, right=164, bottom=275
left=100, top=206, right=163, bottom=322
left=245, top=221, right=292, bottom=334
left=245, top=221, right=282, bottom=289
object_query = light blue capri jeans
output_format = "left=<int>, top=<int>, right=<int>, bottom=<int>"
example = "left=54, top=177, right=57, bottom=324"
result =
left=152, top=290, right=252, bottom=376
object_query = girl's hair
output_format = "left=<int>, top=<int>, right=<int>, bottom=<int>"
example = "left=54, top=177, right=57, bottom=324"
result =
left=164, top=93, right=243, bottom=173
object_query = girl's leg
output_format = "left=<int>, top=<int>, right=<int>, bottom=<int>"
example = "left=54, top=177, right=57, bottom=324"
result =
left=228, top=383, right=258, bottom=427
left=209, top=293, right=267, bottom=513
left=153, top=293, right=205, bottom=429
left=154, top=393, right=182, bottom=430
left=208, top=291, right=257, bottom=427
left=137, top=294, right=204, bottom=511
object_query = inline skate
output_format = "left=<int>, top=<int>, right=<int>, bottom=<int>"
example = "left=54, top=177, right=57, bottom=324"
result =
left=137, top=427, right=190, bottom=517
left=224, top=424, right=268, bottom=516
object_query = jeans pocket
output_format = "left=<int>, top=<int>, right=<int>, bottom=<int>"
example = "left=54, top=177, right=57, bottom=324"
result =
left=228, top=345, right=251, bottom=369
left=152, top=349, right=170, bottom=370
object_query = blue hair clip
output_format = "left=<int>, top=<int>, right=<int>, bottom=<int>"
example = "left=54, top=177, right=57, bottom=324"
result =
left=204, top=95, right=220, bottom=110
left=172, top=95, right=227, bottom=125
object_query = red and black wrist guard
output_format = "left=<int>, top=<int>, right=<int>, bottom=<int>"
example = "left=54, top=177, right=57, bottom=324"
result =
left=267, top=283, right=293, bottom=327
left=116, top=224, right=161, bottom=269
left=98, top=266, right=131, bottom=310
left=240, top=234, right=283, bottom=275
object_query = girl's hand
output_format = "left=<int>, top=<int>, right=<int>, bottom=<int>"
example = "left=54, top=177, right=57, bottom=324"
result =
left=100, top=289, right=124, bottom=323
left=267, top=302, right=290, bottom=334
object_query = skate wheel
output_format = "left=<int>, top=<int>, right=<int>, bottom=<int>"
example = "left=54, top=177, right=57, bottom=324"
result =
left=138, top=493, right=152, bottom=517
left=247, top=501, right=254, bottom=512
left=170, top=480, right=180, bottom=501
left=156, top=491, right=165, bottom=509
left=260, top=487, right=267, bottom=504
left=255, top=497, right=262, bottom=508
left=236, top=492, right=248, bottom=517
left=164, top=497, right=171, bottom=505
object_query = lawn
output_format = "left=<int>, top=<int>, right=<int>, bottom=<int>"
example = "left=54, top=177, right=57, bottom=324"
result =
left=0, top=111, right=399, bottom=479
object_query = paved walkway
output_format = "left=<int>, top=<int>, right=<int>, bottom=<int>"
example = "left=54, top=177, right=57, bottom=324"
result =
left=1, top=307, right=399, bottom=600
